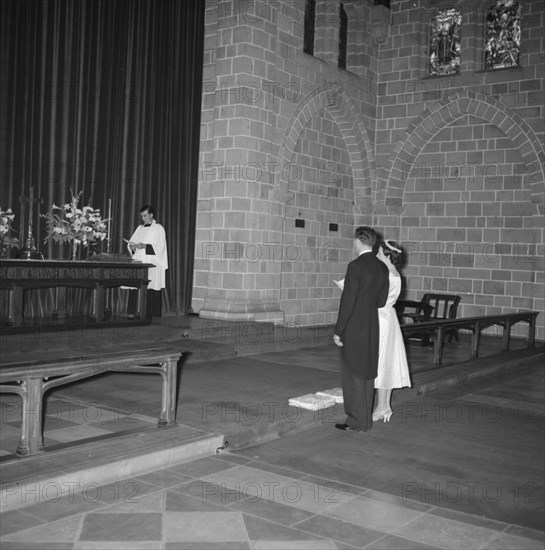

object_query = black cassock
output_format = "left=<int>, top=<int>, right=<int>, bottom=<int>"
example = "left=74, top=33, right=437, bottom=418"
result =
left=335, top=251, right=390, bottom=430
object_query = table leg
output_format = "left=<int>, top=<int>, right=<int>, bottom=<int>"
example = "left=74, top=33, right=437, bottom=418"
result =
left=158, top=358, right=178, bottom=426
left=433, top=327, right=443, bottom=368
left=527, top=317, right=535, bottom=347
left=471, top=322, right=481, bottom=360
left=92, top=284, right=105, bottom=322
left=137, top=284, right=147, bottom=320
left=17, top=377, right=45, bottom=456
left=9, top=286, right=24, bottom=327
left=502, top=320, right=511, bottom=351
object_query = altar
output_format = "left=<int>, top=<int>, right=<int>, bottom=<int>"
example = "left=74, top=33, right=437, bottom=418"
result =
left=0, top=259, right=154, bottom=332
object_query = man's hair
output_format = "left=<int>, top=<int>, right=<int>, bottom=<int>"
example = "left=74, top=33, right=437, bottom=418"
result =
left=354, top=226, right=377, bottom=246
left=140, top=205, right=155, bottom=217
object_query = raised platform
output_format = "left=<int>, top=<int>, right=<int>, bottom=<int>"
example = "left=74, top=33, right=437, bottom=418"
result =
left=1, top=316, right=543, bottom=517
left=1, top=424, right=224, bottom=511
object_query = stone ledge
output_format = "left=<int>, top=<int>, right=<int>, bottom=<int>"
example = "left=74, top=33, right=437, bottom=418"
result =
left=0, top=425, right=224, bottom=512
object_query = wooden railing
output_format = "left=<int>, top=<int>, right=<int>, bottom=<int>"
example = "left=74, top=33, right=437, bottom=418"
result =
left=400, top=311, right=539, bottom=368
left=0, top=347, right=182, bottom=456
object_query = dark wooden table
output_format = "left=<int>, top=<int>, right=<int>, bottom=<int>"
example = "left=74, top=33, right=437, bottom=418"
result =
left=0, top=259, right=154, bottom=330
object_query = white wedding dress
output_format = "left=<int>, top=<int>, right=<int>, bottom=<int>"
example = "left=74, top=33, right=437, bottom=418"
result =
left=375, top=267, right=412, bottom=389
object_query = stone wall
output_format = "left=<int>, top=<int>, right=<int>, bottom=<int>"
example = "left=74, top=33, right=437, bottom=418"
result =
left=194, top=0, right=544, bottom=339
left=193, top=0, right=379, bottom=325
left=373, top=0, right=545, bottom=339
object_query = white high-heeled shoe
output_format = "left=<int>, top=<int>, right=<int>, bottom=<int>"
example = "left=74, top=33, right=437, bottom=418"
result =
left=372, top=408, right=393, bottom=422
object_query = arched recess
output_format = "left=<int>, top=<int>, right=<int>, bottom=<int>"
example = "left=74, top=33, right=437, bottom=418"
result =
left=384, top=91, right=545, bottom=214
left=272, top=83, right=376, bottom=216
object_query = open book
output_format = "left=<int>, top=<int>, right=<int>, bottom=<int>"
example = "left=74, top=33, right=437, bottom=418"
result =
left=334, top=279, right=345, bottom=291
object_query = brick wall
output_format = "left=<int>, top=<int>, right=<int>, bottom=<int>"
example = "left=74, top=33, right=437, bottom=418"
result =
left=194, top=0, right=544, bottom=339
left=194, top=0, right=379, bottom=323
left=374, top=0, right=545, bottom=340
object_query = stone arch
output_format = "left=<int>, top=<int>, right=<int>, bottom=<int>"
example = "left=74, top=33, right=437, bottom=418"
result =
left=272, top=83, right=376, bottom=215
left=384, top=91, right=545, bottom=214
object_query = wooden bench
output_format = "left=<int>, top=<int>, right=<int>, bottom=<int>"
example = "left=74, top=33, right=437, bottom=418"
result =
left=396, top=293, right=461, bottom=345
left=0, top=347, right=182, bottom=456
left=400, top=311, right=538, bottom=368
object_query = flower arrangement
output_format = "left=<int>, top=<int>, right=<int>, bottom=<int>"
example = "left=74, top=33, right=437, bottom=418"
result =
left=42, top=190, right=107, bottom=254
left=0, top=206, right=19, bottom=250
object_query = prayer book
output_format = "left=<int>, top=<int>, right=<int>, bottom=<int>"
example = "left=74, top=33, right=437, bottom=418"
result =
left=288, top=393, right=336, bottom=411
left=316, top=387, right=343, bottom=403
left=334, top=279, right=344, bottom=290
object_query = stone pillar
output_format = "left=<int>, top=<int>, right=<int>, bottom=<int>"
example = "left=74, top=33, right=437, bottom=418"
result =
left=194, top=0, right=284, bottom=323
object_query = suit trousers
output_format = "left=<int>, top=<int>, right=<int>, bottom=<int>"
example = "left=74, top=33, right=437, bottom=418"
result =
left=341, top=368, right=375, bottom=431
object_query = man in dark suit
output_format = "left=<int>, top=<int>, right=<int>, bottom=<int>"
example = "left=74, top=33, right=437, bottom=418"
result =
left=333, top=226, right=390, bottom=432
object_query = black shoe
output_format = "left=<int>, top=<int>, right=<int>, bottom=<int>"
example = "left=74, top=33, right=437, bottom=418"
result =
left=335, top=423, right=354, bottom=431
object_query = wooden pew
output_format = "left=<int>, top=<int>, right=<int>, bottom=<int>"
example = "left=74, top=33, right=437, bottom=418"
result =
left=0, top=347, right=182, bottom=456
left=400, top=311, right=539, bottom=368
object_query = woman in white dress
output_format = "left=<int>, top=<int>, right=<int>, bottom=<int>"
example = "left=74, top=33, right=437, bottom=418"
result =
left=373, top=240, right=411, bottom=422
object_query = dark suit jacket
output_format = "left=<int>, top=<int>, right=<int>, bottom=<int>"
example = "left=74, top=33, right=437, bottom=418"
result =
left=335, top=251, right=390, bottom=379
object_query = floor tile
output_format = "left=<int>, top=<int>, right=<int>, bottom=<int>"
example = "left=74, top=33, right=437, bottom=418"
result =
left=429, top=505, right=509, bottom=531
left=203, top=465, right=356, bottom=514
left=362, top=489, right=434, bottom=512
left=504, top=525, right=545, bottom=542
left=251, top=541, right=338, bottom=549
left=79, top=512, right=162, bottom=541
left=168, top=456, right=237, bottom=478
left=393, top=514, right=500, bottom=549
left=102, top=490, right=165, bottom=513
left=482, top=532, right=545, bottom=549
left=0, top=509, right=47, bottom=536
left=43, top=404, right=86, bottom=423
left=0, top=543, right=74, bottom=550
left=165, top=489, right=231, bottom=512
left=45, top=425, right=112, bottom=443
left=229, top=494, right=316, bottom=526
left=213, top=453, right=255, bottom=465
left=365, top=534, right=443, bottom=549
left=245, top=461, right=309, bottom=480
left=325, top=495, right=424, bottom=532
left=294, top=514, right=385, bottom=547
left=163, top=511, right=249, bottom=542
left=95, top=478, right=159, bottom=506
left=75, top=542, right=164, bottom=549
left=300, top=475, right=367, bottom=497
left=165, top=543, right=249, bottom=549
left=175, top=479, right=249, bottom=506
left=2, top=514, right=82, bottom=542
left=135, top=469, right=193, bottom=489
left=20, top=491, right=108, bottom=522
left=242, top=514, right=326, bottom=541
left=44, top=417, right=81, bottom=431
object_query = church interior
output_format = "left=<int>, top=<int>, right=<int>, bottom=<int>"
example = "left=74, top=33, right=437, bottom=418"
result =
left=0, top=0, right=544, bottom=548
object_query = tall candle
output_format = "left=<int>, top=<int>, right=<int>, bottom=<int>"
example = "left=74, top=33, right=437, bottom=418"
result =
left=107, top=198, right=112, bottom=253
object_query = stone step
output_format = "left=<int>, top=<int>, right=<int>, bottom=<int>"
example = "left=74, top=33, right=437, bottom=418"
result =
left=0, top=424, right=224, bottom=512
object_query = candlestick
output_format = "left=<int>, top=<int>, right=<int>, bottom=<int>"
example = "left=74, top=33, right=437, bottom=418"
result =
left=107, top=198, right=112, bottom=253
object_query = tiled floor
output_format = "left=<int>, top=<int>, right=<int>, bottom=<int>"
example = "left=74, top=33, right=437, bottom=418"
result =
left=0, top=396, right=158, bottom=457
left=2, top=453, right=544, bottom=549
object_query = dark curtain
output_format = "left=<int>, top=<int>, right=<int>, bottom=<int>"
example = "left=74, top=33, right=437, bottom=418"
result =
left=0, top=0, right=205, bottom=315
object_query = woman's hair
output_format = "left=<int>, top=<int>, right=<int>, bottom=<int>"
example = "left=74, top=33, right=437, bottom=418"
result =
left=380, top=240, right=403, bottom=265
left=140, top=205, right=155, bottom=217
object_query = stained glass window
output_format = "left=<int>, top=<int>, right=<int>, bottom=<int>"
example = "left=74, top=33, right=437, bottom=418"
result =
left=338, top=4, right=347, bottom=69
left=485, top=0, right=521, bottom=70
left=304, top=0, right=315, bottom=56
left=429, top=8, right=462, bottom=76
